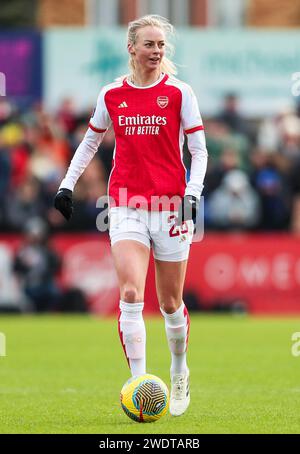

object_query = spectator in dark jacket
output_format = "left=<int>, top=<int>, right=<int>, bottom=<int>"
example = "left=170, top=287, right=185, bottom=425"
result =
left=14, top=217, right=61, bottom=312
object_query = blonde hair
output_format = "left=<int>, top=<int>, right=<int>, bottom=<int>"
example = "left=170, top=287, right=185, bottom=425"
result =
left=127, top=15, right=177, bottom=78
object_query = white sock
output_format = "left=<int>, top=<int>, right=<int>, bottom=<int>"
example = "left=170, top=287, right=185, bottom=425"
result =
left=118, top=300, right=146, bottom=377
left=160, top=302, right=190, bottom=375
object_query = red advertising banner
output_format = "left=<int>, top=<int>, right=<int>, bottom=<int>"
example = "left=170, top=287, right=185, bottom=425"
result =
left=187, top=234, right=300, bottom=314
left=1, top=233, right=300, bottom=315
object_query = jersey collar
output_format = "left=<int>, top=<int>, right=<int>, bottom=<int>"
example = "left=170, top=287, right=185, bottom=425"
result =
left=124, top=73, right=168, bottom=89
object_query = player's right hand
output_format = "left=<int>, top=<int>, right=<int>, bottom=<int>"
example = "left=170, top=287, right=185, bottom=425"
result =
left=54, top=188, right=73, bottom=220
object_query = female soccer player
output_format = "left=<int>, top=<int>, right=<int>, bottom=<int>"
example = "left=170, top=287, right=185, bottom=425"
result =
left=54, top=15, right=208, bottom=416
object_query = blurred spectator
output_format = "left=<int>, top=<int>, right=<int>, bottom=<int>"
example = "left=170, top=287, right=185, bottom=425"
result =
left=279, top=110, right=300, bottom=161
left=56, top=98, right=77, bottom=136
left=10, top=140, right=31, bottom=189
left=13, top=217, right=62, bottom=312
left=207, top=169, right=261, bottom=230
left=98, top=128, right=115, bottom=179
left=253, top=168, right=291, bottom=230
left=28, top=115, right=70, bottom=183
left=291, top=195, right=300, bottom=233
left=70, top=121, right=87, bottom=153
left=217, top=93, right=251, bottom=139
left=257, top=104, right=300, bottom=160
left=0, top=136, right=11, bottom=229
left=205, top=118, right=250, bottom=171
left=0, top=98, right=16, bottom=126
left=5, top=176, right=46, bottom=232
left=257, top=116, right=280, bottom=153
left=204, top=147, right=241, bottom=196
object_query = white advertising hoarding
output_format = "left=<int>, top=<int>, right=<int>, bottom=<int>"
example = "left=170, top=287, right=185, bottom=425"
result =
left=44, top=28, right=300, bottom=117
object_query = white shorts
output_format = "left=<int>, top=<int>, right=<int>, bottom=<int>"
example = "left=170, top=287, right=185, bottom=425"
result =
left=108, top=207, right=194, bottom=262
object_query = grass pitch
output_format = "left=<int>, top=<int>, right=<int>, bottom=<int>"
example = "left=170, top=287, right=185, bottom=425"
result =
left=0, top=314, right=300, bottom=434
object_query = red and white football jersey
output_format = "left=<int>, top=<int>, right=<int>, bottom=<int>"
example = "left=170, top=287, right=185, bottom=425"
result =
left=89, top=73, right=204, bottom=209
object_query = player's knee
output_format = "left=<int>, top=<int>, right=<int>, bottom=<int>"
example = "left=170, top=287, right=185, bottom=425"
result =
left=122, top=286, right=141, bottom=303
left=160, top=297, right=181, bottom=314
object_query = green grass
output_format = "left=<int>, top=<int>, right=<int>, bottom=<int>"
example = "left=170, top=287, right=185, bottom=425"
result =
left=0, top=314, right=300, bottom=434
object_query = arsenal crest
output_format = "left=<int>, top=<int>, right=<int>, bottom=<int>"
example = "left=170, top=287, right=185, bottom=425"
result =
left=157, top=96, right=169, bottom=108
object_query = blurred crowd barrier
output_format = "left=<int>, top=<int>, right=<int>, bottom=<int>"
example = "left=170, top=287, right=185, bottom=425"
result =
left=1, top=233, right=300, bottom=315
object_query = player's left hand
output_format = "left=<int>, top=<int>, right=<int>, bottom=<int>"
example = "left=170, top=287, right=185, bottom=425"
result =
left=176, top=195, right=199, bottom=225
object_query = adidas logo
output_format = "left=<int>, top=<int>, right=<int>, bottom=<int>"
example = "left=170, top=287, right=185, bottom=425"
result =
left=118, top=101, right=128, bottom=108
left=186, top=382, right=190, bottom=397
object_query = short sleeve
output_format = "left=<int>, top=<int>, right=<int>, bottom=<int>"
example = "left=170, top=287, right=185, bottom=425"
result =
left=88, top=88, right=111, bottom=133
left=181, top=84, right=204, bottom=135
